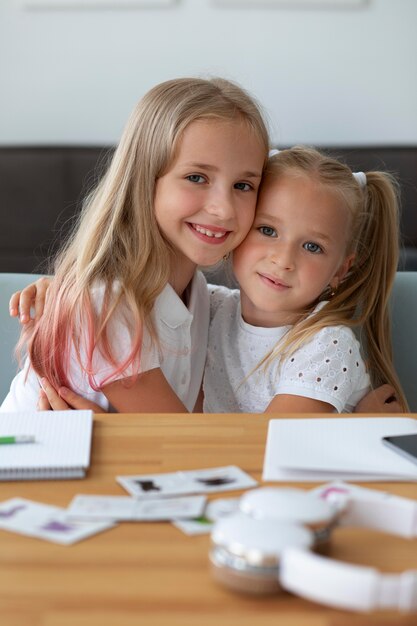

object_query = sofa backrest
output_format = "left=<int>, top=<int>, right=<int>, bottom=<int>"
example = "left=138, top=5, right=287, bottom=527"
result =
left=0, top=146, right=112, bottom=273
left=0, top=145, right=416, bottom=273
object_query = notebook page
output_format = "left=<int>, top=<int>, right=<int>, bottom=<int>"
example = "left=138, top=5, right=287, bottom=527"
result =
left=0, top=410, right=93, bottom=472
left=263, top=417, right=417, bottom=481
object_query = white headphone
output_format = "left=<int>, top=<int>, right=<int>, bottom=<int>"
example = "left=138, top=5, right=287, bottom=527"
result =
left=209, top=482, right=417, bottom=612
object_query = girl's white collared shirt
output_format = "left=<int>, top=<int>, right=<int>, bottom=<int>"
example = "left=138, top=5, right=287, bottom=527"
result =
left=1, top=271, right=209, bottom=413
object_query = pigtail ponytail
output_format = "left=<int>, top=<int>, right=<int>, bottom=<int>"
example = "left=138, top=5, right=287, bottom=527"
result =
left=353, top=172, right=408, bottom=409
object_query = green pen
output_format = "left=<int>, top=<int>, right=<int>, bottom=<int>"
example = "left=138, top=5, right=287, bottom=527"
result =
left=0, top=435, right=36, bottom=445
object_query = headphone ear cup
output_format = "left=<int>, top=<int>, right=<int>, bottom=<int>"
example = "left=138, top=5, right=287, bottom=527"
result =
left=210, top=513, right=314, bottom=595
left=239, top=487, right=339, bottom=548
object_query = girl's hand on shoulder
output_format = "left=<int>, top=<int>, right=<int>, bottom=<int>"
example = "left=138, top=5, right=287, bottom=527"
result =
left=9, top=276, right=52, bottom=324
left=355, top=384, right=402, bottom=413
left=37, top=388, right=53, bottom=411
left=38, top=378, right=104, bottom=413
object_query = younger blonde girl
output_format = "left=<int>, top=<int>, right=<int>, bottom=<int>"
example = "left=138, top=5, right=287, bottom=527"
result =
left=204, top=146, right=408, bottom=413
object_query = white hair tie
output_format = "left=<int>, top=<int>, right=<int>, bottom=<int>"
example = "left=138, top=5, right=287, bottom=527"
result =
left=269, top=149, right=280, bottom=157
left=353, top=171, right=367, bottom=188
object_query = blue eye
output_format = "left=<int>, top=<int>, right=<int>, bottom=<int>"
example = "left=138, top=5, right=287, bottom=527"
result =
left=258, top=226, right=277, bottom=238
left=187, top=174, right=205, bottom=184
left=234, top=182, right=252, bottom=192
left=304, top=242, right=322, bottom=254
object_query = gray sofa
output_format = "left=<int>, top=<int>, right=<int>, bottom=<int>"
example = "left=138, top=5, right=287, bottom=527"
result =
left=1, top=145, right=416, bottom=274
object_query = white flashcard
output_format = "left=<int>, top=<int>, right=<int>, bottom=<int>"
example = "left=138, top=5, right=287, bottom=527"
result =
left=117, top=465, right=257, bottom=499
left=172, top=518, right=213, bottom=536
left=0, top=498, right=114, bottom=545
left=172, top=497, right=240, bottom=536
left=67, top=494, right=207, bottom=521
left=205, top=496, right=241, bottom=521
left=67, top=495, right=141, bottom=521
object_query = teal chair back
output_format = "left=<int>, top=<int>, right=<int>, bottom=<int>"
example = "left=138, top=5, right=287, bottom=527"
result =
left=390, top=272, right=417, bottom=412
left=0, top=273, right=43, bottom=403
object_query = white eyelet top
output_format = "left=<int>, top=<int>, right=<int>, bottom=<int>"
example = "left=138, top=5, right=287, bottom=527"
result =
left=203, top=285, right=370, bottom=414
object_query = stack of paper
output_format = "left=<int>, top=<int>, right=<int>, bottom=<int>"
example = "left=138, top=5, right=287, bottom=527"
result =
left=262, top=417, right=417, bottom=482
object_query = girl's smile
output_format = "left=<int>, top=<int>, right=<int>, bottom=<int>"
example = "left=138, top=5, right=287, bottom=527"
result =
left=188, top=223, right=230, bottom=243
left=257, top=272, right=291, bottom=290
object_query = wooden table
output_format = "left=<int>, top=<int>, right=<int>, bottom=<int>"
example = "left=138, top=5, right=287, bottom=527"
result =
left=0, top=413, right=416, bottom=626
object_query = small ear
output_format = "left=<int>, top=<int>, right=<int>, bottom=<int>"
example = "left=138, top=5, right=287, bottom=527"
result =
left=331, top=254, right=355, bottom=288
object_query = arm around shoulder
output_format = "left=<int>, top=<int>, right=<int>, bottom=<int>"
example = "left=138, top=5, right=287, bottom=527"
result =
left=9, top=276, right=52, bottom=323
left=354, top=384, right=402, bottom=413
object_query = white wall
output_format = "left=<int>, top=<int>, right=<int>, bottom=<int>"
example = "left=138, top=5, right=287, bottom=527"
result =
left=1, top=0, right=416, bottom=146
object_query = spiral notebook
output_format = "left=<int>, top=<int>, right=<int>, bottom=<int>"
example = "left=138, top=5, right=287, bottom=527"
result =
left=263, top=417, right=417, bottom=482
left=0, top=410, right=93, bottom=480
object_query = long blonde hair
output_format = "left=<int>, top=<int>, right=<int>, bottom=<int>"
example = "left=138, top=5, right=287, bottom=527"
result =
left=257, top=146, right=408, bottom=410
left=26, top=77, right=269, bottom=391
